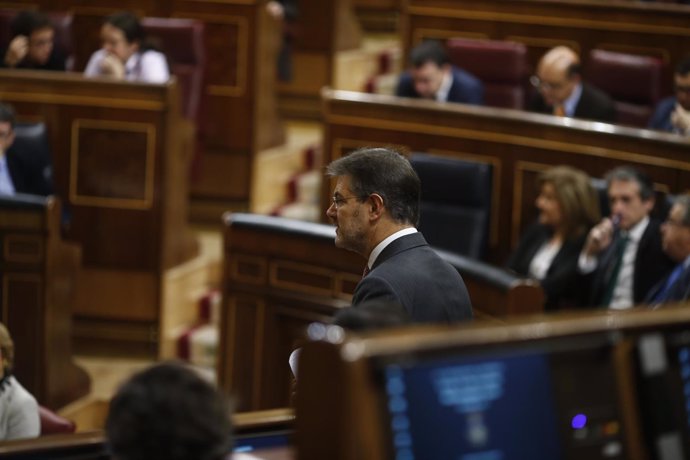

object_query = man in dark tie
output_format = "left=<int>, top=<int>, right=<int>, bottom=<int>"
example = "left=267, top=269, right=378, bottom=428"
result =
left=578, top=166, right=674, bottom=309
left=325, top=147, right=473, bottom=323
left=646, top=194, right=690, bottom=305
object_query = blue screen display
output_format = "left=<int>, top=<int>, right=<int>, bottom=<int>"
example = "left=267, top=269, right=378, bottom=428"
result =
left=383, top=352, right=562, bottom=460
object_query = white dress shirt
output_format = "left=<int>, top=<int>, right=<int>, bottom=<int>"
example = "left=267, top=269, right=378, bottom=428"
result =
left=528, top=240, right=563, bottom=281
left=366, top=227, right=418, bottom=272
left=435, top=70, right=453, bottom=102
left=0, top=155, right=15, bottom=195
left=84, top=49, right=170, bottom=83
left=579, top=216, right=650, bottom=309
left=563, top=83, right=583, bottom=117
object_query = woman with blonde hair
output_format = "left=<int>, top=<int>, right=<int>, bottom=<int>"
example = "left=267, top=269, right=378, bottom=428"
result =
left=507, top=166, right=600, bottom=310
left=0, top=322, right=39, bottom=440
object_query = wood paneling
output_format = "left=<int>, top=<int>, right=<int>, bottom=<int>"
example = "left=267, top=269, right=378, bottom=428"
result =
left=0, top=196, right=89, bottom=410
left=0, top=70, right=198, bottom=354
left=322, top=90, right=690, bottom=263
left=403, top=0, right=690, bottom=95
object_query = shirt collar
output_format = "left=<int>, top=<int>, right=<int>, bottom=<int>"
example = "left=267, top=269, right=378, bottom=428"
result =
left=623, top=215, right=650, bottom=243
left=435, top=69, right=453, bottom=102
left=367, top=227, right=418, bottom=270
left=563, top=83, right=583, bottom=117
left=124, top=52, right=141, bottom=77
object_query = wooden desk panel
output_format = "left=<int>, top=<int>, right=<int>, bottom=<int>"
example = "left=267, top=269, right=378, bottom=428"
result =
left=403, top=0, right=690, bottom=93
left=0, top=195, right=89, bottom=409
left=322, top=90, right=690, bottom=263
left=0, top=70, right=197, bottom=355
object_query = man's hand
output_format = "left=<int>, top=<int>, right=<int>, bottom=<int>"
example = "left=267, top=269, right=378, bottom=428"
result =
left=99, top=54, right=126, bottom=79
left=671, top=103, right=690, bottom=135
left=4, top=36, right=28, bottom=68
left=583, top=217, right=615, bottom=257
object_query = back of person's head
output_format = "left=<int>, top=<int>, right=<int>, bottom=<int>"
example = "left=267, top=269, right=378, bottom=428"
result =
left=105, top=11, right=146, bottom=46
left=333, top=300, right=411, bottom=332
left=409, top=40, right=449, bottom=68
left=605, top=166, right=654, bottom=202
left=0, top=103, right=16, bottom=130
left=676, top=55, right=690, bottom=77
left=326, top=147, right=421, bottom=226
left=0, top=322, right=14, bottom=374
left=10, top=10, right=52, bottom=39
left=106, top=362, right=233, bottom=460
left=538, top=166, right=600, bottom=239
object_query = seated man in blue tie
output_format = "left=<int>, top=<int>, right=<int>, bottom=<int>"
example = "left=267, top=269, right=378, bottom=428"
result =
left=577, top=166, right=674, bottom=309
left=646, top=194, right=690, bottom=305
left=395, top=40, right=484, bottom=105
left=0, top=103, right=53, bottom=196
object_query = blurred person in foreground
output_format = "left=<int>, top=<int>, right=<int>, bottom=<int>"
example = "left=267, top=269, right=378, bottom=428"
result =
left=106, top=361, right=233, bottom=460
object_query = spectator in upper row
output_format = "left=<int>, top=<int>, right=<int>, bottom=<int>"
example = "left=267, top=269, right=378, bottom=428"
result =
left=395, top=40, right=484, bottom=105
left=1, top=10, right=66, bottom=71
left=84, top=11, right=170, bottom=83
left=529, top=46, right=616, bottom=123
left=507, top=166, right=600, bottom=311
left=648, top=56, right=690, bottom=135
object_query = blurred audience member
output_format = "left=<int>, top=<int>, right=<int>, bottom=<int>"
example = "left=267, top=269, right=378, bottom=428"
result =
left=0, top=102, right=53, bottom=196
left=106, top=361, right=233, bottom=460
left=396, top=40, right=484, bottom=105
left=578, top=166, right=673, bottom=309
left=2, top=10, right=66, bottom=71
left=0, top=322, right=40, bottom=441
left=648, top=56, right=690, bottom=135
left=646, top=194, right=690, bottom=305
left=529, top=46, right=616, bottom=123
left=507, top=166, right=600, bottom=310
left=84, top=11, right=169, bottom=83
left=266, top=0, right=298, bottom=82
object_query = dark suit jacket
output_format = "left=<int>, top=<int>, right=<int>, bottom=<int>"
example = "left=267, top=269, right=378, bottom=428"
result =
left=587, top=219, right=674, bottom=307
left=644, top=260, right=690, bottom=304
left=6, top=141, right=53, bottom=196
left=648, top=96, right=676, bottom=132
left=395, top=66, right=484, bottom=105
left=529, top=82, right=617, bottom=123
left=506, top=223, right=588, bottom=311
left=352, top=232, right=473, bottom=323
left=0, top=47, right=66, bottom=71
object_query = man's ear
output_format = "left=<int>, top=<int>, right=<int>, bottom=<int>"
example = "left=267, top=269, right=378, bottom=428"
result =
left=368, top=193, right=385, bottom=220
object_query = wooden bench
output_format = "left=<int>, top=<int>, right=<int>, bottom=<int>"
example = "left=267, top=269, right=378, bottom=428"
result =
left=321, top=89, right=690, bottom=263
left=0, top=70, right=197, bottom=356
left=0, top=194, right=89, bottom=410
left=219, top=213, right=544, bottom=411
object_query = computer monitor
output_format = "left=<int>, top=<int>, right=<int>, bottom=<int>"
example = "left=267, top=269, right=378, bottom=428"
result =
left=375, top=333, right=625, bottom=460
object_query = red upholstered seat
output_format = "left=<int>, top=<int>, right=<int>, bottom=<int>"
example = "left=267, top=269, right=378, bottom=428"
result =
left=585, top=49, right=664, bottom=127
left=141, top=18, right=206, bottom=126
left=39, top=405, right=76, bottom=435
left=446, top=38, right=528, bottom=109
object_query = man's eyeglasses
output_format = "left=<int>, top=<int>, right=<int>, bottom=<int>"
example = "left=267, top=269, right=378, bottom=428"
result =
left=530, top=75, right=566, bottom=92
left=331, top=195, right=360, bottom=209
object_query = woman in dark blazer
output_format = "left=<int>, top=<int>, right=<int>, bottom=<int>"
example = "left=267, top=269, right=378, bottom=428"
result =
left=507, top=166, right=600, bottom=310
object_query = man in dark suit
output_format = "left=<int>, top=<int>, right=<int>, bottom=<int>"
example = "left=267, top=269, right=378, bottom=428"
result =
left=529, top=46, right=616, bottom=123
left=0, top=103, right=53, bottom=196
left=325, top=147, right=473, bottom=323
left=578, top=166, right=674, bottom=309
left=1, top=11, right=66, bottom=71
left=645, top=194, right=690, bottom=305
left=395, top=40, right=483, bottom=105
left=648, top=56, right=690, bottom=134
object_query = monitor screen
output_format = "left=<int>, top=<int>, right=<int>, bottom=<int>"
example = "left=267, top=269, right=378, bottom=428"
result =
left=232, top=430, right=291, bottom=453
left=377, top=335, right=624, bottom=460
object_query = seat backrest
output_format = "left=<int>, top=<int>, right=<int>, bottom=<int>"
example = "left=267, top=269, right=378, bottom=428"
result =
left=585, top=49, right=664, bottom=127
left=141, top=17, right=206, bottom=125
left=446, top=38, right=528, bottom=109
left=39, top=405, right=76, bottom=435
left=410, top=153, right=492, bottom=259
